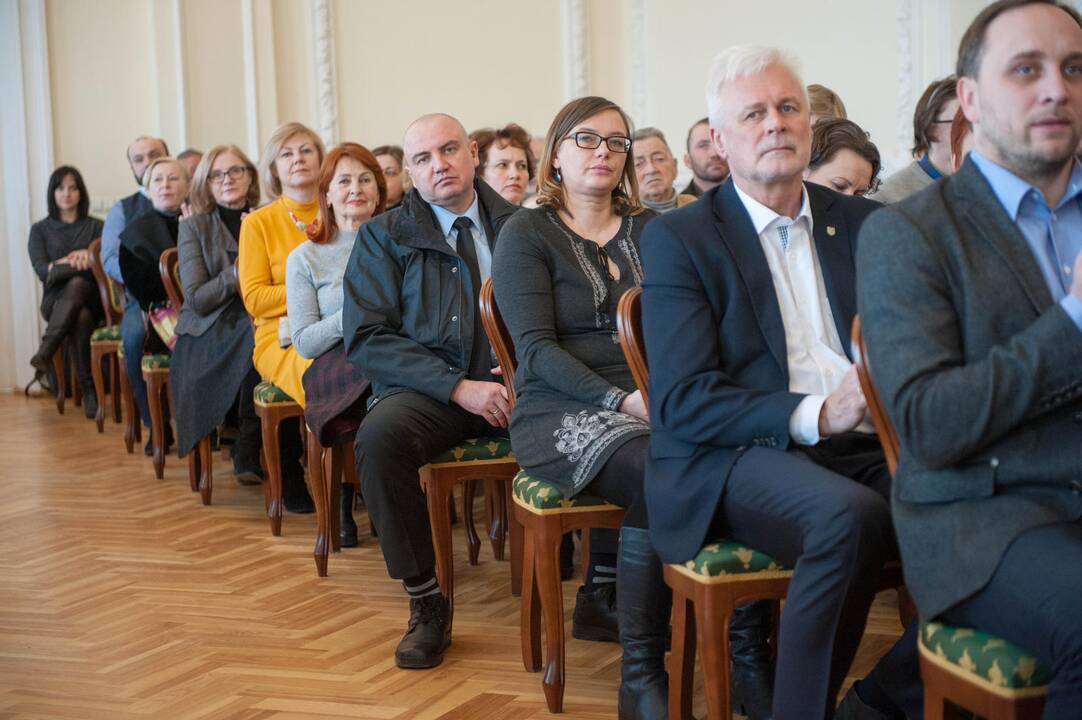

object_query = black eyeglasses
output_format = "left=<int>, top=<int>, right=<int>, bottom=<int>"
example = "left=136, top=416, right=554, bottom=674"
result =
left=208, top=166, right=248, bottom=184
left=564, top=131, right=633, bottom=153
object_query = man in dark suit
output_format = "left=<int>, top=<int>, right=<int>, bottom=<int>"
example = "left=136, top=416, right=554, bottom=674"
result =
left=857, top=1, right=1082, bottom=714
left=641, top=46, right=919, bottom=720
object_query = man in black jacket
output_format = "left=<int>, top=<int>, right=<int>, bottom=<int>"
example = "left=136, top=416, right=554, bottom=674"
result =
left=342, top=114, right=518, bottom=669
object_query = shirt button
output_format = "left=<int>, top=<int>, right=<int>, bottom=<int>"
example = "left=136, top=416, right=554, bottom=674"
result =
left=451, top=315, right=458, bottom=322
left=451, top=266, right=458, bottom=273
left=989, top=457, right=1000, bottom=468
left=1065, top=265, right=1072, bottom=275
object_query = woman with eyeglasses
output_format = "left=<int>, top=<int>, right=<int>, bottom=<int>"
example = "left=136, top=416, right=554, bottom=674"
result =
left=491, top=96, right=665, bottom=720
left=170, top=145, right=264, bottom=484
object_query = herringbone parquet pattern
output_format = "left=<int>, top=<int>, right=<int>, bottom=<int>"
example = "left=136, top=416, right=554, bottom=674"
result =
left=0, top=393, right=903, bottom=719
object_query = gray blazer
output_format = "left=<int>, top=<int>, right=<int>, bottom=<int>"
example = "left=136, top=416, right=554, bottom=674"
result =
left=856, top=158, right=1082, bottom=619
left=870, top=160, right=934, bottom=205
left=175, top=212, right=242, bottom=337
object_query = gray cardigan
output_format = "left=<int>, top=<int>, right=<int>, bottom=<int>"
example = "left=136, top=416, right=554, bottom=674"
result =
left=871, top=160, right=934, bottom=205
left=175, top=212, right=241, bottom=337
left=285, top=230, right=354, bottom=359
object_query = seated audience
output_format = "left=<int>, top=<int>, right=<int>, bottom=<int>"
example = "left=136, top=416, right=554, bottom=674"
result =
left=492, top=96, right=668, bottom=719
left=804, top=117, right=882, bottom=196
left=285, top=142, right=386, bottom=546
left=342, top=113, right=517, bottom=670
left=470, top=123, right=534, bottom=206
left=681, top=117, right=729, bottom=197
left=641, top=45, right=920, bottom=720
left=177, top=148, right=203, bottom=179
left=873, top=75, right=959, bottom=203
left=372, top=145, right=406, bottom=211
left=102, top=135, right=169, bottom=453
left=949, top=105, right=973, bottom=171
left=238, top=121, right=326, bottom=514
left=858, top=1, right=1082, bottom=717
left=172, top=145, right=263, bottom=485
left=807, top=82, right=847, bottom=124
left=632, top=127, right=696, bottom=213
left=27, top=165, right=105, bottom=418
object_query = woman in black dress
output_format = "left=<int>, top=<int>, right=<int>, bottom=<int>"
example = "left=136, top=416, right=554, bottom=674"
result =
left=492, top=96, right=663, bottom=720
left=27, top=166, right=104, bottom=418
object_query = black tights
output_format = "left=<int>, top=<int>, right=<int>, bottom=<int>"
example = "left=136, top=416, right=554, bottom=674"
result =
left=42, top=276, right=101, bottom=386
left=584, top=434, right=649, bottom=529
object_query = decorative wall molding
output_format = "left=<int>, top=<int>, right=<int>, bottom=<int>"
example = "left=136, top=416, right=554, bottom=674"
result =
left=894, top=0, right=915, bottom=167
left=893, top=0, right=952, bottom=169
left=240, top=0, right=260, bottom=159
left=171, top=0, right=189, bottom=150
left=560, top=0, right=589, bottom=101
left=310, top=0, right=338, bottom=148
left=628, top=0, right=648, bottom=126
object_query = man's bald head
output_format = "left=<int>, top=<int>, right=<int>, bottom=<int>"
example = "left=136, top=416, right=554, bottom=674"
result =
left=401, top=113, right=479, bottom=214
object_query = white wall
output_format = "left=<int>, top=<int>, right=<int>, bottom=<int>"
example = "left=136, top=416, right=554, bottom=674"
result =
left=0, top=0, right=989, bottom=392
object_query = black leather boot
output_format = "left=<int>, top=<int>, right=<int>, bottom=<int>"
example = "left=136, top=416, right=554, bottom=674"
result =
left=29, top=328, right=64, bottom=376
left=340, top=483, right=358, bottom=548
left=730, top=600, right=775, bottom=720
left=394, top=593, right=451, bottom=669
left=81, top=380, right=98, bottom=420
left=572, top=582, right=619, bottom=643
left=616, top=527, right=671, bottom=720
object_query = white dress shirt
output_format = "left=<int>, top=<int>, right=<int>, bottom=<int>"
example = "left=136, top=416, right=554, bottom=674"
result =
left=732, top=182, right=869, bottom=445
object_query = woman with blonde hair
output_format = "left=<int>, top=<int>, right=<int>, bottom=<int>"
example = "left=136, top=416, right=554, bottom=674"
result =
left=171, top=144, right=264, bottom=483
left=238, top=122, right=325, bottom=512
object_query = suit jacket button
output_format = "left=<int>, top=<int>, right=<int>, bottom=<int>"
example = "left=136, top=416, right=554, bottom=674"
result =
left=1074, top=411, right=1082, bottom=424
left=989, top=457, right=1000, bottom=467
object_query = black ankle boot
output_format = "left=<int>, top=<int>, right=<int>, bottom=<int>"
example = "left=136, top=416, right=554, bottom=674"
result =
left=730, top=600, right=775, bottom=720
left=81, top=381, right=98, bottom=420
left=572, top=582, right=619, bottom=643
left=394, top=593, right=450, bottom=669
left=340, top=483, right=358, bottom=548
left=616, top=527, right=671, bottom=720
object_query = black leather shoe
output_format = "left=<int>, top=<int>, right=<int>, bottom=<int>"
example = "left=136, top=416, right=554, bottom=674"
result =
left=834, top=685, right=893, bottom=720
left=394, top=594, right=451, bottom=669
left=730, top=601, right=775, bottom=720
left=233, top=462, right=264, bottom=486
left=572, top=583, right=619, bottom=643
left=340, top=484, right=358, bottom=548
left=283, top=483, right=315, bottom=513
left=81, top=384, right=98, bottom=420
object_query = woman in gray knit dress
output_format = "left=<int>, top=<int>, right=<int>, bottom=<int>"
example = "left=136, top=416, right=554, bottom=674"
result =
left=491, top=96, right=664, bottom=720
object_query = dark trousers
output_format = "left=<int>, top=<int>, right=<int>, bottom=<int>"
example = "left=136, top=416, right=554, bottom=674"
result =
left=120, top=291, right=151, bottom=426
left=44, top=276, right=101, bottom=387
left=941, top=520, right=1082, bottom=720
left=231, top=367, right=262, bottom=470
left=353, top=390, right=497, bottom=580
left=708, top=433, right=919, bottom=720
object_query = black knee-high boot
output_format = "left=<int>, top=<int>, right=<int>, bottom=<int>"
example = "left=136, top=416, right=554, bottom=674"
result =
left=617, top=526, right=671, bottom=720
left=729, top=600, right=775, bottom=719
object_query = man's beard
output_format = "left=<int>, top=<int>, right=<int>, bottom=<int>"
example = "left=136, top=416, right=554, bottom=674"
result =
left=983, top=110, right=1081, bottom=183
left=692, top=157, right=728, bottom=183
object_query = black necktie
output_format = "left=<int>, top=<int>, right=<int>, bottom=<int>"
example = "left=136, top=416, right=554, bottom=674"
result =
left=453, top=217, right=491, bottom=381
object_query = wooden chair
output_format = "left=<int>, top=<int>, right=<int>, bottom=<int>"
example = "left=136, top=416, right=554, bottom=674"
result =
left=116, top=343, right=141, bottom=453
left=88, top=238, right=124, bottom=433
left=159, top=247, right=215, bottom=504
left=851, top=316, right=1048, bottom=720
left=50, top=344, right=81, bottom=415
left=307, top=417, right=362, bottom=577
left=253, top=381, right=304, bottom=536
left=484, top=279, right=625, bottom=714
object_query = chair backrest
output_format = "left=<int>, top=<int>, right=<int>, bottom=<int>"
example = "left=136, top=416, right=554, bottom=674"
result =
left=479, top=277, right=517, bottom=405
left=851, top=315, right=900, bottom=477
left=88, top=237, right=125, bottom=325
left=159, top=247, right=183, bottom=311
left=616, top=286, right=649, bottom=406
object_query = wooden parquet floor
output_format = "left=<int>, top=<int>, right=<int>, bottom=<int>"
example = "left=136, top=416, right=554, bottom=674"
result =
left=0, top=393, right=903, bottom=720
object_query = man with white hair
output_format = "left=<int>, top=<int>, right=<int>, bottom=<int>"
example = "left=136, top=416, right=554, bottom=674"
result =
left=641, top=46, right=919, bottom=719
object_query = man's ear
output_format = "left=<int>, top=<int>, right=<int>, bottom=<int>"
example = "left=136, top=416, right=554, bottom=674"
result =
left=710, top=125, right=729, bottom=162
left=957, top=76, right=979, bottom=125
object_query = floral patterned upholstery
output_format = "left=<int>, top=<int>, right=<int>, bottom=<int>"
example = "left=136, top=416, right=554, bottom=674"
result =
left=140, top=354, right=170, bottom=372
left=674, top=541, right=789, bottom=579
left=116, top=344, right=124, bottom=359
left=90, top=324, right=121, bottom=343
left=512, top=470, right=618, bottom=513
left=919, top=621, right=1051, bottom=694
left=253, top=381, right=296, bottom=406
left=429, top=436, right=514, bottom=464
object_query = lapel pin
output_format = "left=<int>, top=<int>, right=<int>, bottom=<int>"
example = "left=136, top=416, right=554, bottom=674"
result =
left=826, top=225, right=836, bottom=236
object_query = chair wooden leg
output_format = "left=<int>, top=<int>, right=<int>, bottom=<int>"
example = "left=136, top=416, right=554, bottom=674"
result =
left=485, top=478, right=508, bottom=561
left=517, top=510, right=541, bottom=672
left=696, top=589, right=734, bottom=720
left=259, top=409, right=283, bottom=536
left=307, top=429, right=329, bottom=577
left=509, top=490, right=523, bottom=597
left=90, top=345, right=108, bottom=432
left=197, top=435, right=213, bottom=505
left=536, top=520, right=566, bottom=714
left=668, top=591, right=697, bottom=720
left=422, top=467, right=456, bottom=633
left=463, top=480, right=481, bottom=566
left=71, top=355, right=82, bottom=407
left=120, top=363, right=139, bottom=453
left=53, top=349, right=66, bottom=415
left=187, top=441, right=201, bottom=492
left=110, top=354, right=122, bottom=424
left=144, top=372, right=166, bottom=479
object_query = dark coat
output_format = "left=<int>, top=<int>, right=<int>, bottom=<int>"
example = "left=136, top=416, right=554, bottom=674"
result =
left=175, top=211, right=241, bottom=337
left=342, top=179, right=518, bottom=403
left=119, top=210, right=177, bottom=312
left=640, top=178, right=880, bottom=564
left=856, top=158, right=1082, bottom=619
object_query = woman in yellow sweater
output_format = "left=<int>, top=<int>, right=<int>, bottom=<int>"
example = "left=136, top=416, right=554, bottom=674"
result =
left=239, top=121, right=325, bottom=512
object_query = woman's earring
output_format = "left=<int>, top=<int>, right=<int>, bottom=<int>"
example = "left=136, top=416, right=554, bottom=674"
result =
left=553, top=167, right=562, bottom=183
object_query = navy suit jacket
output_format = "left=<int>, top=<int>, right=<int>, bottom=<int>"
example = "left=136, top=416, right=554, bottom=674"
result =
left=640, top=178, right=880, bottom=564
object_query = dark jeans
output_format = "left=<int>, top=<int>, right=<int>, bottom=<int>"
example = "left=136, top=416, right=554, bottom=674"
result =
left=120, top=291, right=150, bottom=426
left=708, top=433, right=919, bottom=720
left=941, top=520, right=1082, bottom=720
left=41, top=276, right=100, bottom=387
left=353, top=390, right=498, bottom=580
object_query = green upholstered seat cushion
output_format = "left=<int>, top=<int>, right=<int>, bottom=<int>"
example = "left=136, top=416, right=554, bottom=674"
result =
left=920, top=621, right=1051, bottom=690
left=90, top=324, right=121, bottom=343
left=679, top=541, right=788, bottom=577
left=429, top=436, right=513, bottom=464
left=253, top=381, right=295, bottom=406
left=140, top=354, right=170, bottom=372
left=512, top=470, right=615, bottom=511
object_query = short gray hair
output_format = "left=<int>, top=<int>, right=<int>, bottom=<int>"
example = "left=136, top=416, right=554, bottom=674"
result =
left=632, top=127, right=671, bottom=151
left=705, top=45, right=805, bottom=129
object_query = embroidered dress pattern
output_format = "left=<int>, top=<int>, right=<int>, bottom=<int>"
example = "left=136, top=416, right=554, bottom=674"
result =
left=553, top=409, right=648, bottom=490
